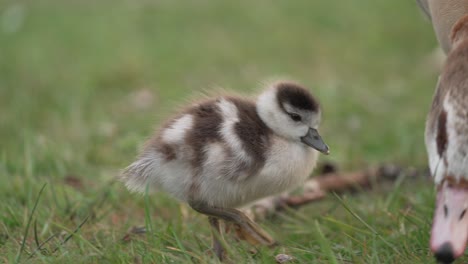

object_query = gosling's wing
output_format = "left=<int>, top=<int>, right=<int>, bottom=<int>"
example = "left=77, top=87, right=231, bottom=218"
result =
left=215, top=97, right=272, bottom=181
left=121, top=103, right=205, bottom=193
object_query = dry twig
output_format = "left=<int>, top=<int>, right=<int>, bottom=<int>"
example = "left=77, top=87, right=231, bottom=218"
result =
left=246, top=163, right=425, bottom=220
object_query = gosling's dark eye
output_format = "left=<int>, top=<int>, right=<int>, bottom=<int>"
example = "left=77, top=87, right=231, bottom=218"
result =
left=288, top=113, right=302, bottom=122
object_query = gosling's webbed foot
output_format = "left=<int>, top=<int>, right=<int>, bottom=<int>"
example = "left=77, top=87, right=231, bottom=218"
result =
left=190, top=202, right=277, bottom=248
left=232, top=220, right=276, bottom=247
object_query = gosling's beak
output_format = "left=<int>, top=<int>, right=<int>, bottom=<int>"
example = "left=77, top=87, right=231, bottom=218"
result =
left=430, top=182, right=468, bottom=264
left=301, top=128, right=329, bottom=154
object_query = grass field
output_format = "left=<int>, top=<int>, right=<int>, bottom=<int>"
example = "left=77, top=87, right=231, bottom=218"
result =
left=0, top=0, right=462, bottom=263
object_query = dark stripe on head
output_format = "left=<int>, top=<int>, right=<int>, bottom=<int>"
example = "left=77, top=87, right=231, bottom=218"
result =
left=437, top=109, right=448, bottom=156
left=276, top=82, right=319, bottom=112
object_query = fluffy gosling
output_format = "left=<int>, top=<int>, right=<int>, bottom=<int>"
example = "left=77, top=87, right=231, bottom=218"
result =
left=122, top=81, right=329, bottom=260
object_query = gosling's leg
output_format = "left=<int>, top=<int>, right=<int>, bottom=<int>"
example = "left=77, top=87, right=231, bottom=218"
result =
left=190, top=202, right=276, bottom=247
left=208, top=216, right=225, bottom=260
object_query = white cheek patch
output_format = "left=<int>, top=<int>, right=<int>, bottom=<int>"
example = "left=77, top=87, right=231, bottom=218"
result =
left=308, top=111, right=321, bottom=128
left=256, top=87, right=322, bottom=142
left=283, top=103, right=317, bottom=136
left=162, top=114, right=193, bottom=143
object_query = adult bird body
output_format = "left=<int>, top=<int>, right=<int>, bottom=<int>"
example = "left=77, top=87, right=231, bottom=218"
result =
left=425, top=15, right=468, bottom=263
left=122, top=81, right=329, bottom=260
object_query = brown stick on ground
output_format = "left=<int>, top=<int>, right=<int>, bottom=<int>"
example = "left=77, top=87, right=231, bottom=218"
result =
left=246, top=164, right=411, bottom=220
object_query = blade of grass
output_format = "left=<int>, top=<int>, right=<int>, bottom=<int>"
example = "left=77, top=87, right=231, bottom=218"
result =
left=146, top=245, right=188, bottom=262
left=27, top=233, right=57, bottom=259
left=384, top=173, right=407, bottom=209
left=398, top=210, right=425, bottom=226
left=322, top=216, right=373, bottom=236
left=87, top=180, right=116, bottom=213
left=49, top=183, right=61, bottom=212
left=314, top=220, right=338, bottom=264
left=15, top=183, right=47, bottom=263
left=33, top=220, right=40, bottom=248
left=48, top=217, right=102, bottom=256
left=144, top=184, right=154, bottom=242
left=51, top=215, right=90, bottom=254
left=168, top=226, right=193, bottom=262
left=332, top=193, right=400, bottom=256
left=370, top=232, right=382, bottom=264
left=5, top=205, right=20, bottom=228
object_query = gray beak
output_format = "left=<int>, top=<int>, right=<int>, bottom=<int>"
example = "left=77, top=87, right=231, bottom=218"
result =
left=301, top=128, right=329, bottom=154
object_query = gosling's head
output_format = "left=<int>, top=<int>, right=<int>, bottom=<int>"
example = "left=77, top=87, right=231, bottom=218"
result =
left=256, top=81, right=329, bottom=154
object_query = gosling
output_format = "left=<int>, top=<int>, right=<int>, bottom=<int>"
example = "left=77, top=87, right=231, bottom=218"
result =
left=122, top=81, right=329, bottom=260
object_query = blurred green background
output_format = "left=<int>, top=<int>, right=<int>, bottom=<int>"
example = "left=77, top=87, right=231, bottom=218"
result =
left=0, top=0, right=455, bottom=263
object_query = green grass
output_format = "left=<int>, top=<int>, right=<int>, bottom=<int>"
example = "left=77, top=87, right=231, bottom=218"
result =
left=0, top=0, right=461, bottom=263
